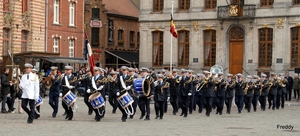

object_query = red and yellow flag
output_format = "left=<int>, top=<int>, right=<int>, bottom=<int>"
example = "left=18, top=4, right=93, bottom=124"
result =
left=170, top=15, right=178, bottom=38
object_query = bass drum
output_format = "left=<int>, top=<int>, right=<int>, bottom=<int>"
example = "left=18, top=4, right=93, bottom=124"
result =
left=132, top=78, right=150, bottom=97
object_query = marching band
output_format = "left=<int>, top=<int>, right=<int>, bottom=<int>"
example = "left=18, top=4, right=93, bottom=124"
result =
left=14, top=63, right=294, bottom=124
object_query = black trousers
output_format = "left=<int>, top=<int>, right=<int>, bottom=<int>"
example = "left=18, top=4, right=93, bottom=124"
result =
left=259, top=95, right=267, bottom=110
left=49, top=94, right=59, bottom=116
left=286, top=89, right=292, bottom=101
left=294, top=89, right=300, bottom=99
left=62, top=101, right=73, bottom=120
left=195, top=95, right=204, bottom=113
left=179, top=96, right=189, bottom=116
left=108, top=94, right=118, bottom=113
left=216, top=96, right=225, bottom=114
left=138, top=97, right=151, bottom=118
left=21, top=98, right=35, bottom=122
left=276, top=94, right=282, bottom=109
left=268, top=94, right=276, bottom=109
left=251, top=95, right=260, bottom=111
left=188, top=95, right=195, bottom=113
left=94, top=107, right=105, bottom=121
left=204, top=97, right=213, bottom=116
left=244, top=97, right=252, bottom=112
left=154, top=101, right=165, bottom=118
left=225, top=97, right=233, bottom=113
left=170, top=94, right=179, bottom=113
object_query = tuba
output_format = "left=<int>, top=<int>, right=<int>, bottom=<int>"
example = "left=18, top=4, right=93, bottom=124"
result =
left=44, top=76, right=52, bottom=89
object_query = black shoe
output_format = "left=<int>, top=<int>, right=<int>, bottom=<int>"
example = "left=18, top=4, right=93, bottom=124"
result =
left=35, top=114, right=40, bottom=119
left=238, top=110, right=241, bottom=114
left=281, top=106, right=284, bottom=109
left=189, top=111, right=192, bottom=114
left=88, top=111, right=93, bottom=115
left=268, top=106, right=271, bottom=109
left=183, top=115, right=187, bottom=117
left=27, top=118, right=33, bottom=124
left=205, top=113, right=210, bottom=117
left=68, top=117, right=73, bottom=121
left=159, top=117, right=163, bottom=120
left=1, top=110, right=8, bottom=114
left=155, top=116, right=159, bottom=119
left=173, top=112, right=176, bottom=115
left=65, top=114, right=69, bottom=120
left=112, top=109, right=116, bottom=114
left=144, top=118, right=150, bottom=121
left=272, top=107, right=275, bottom=110
left=139, top=115, right=144, bottom=120
left=219, top=112, right=222, bottom=115
left=62, top=112, right=67, bottom=116
left=52, top=114, right=56, bottom=118
left=122, top=119, right=126, bottom=122
left=254, top=109, right=256, bottom=112
left=215, top=111, right=219, bottom=114
left=129, top=115, right=133, bottom=119
left=96, top=118, right=100, bottom=122
left=164, top=111, right=167, bottom=113
left=180, top=113, right=184, bottom=116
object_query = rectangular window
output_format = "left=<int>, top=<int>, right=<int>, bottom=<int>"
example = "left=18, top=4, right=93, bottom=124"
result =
left=53, top=38, right=59, bottom=53
left=137, top=32, right=140, bottom=48
left=54, top=0, right=59, bottom=24
left=204, top=0, right=217, bottom=9
left=179, top=0, right=190, bottom=10
left=153, top=0, right=164, bottom=12
left=178, top=31, right=189, bottom=67
left=258, top=28, right=273, bottom=68
left=91, top=28, right=100, bottom=47
left=92, top=8, right=100, bottom=19
left=293, top=0, right=300, bottom=5
left=291, top=27, right=300, bottom=68
left=69, top=2, right=75, bottom=26
left=21, top=30, right=29, bottom=52
left=152, top=31, right=163, bottom=67
left=3, top=28, right=10, bottom=55
left=69, top=39, right=74, bottom=57
left=22, top=0, right=29, bottom=13
left=130, top=31, right=135, bottom=48
left=118, top=30, right=124, bottom=46
left=260, top=0, right=274, bottom=7
left=203, top=30, right=216, bottom=67
left=3, top=0, right=10, bottom=12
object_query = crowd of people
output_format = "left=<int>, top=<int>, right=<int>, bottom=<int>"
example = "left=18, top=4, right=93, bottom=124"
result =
left=0, top=63, right=300, bottom=124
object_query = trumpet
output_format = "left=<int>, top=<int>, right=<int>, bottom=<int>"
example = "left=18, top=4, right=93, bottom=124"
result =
left=196, top=77, right=210, bottom=91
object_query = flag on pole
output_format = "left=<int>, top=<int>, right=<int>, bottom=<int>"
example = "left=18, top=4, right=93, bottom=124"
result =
left=84, top=32, right=95, bottom=74
left=170, top=14, right=178, bottom=38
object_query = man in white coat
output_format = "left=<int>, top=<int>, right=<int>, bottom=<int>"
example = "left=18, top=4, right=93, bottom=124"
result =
left=19, top=63, right=39, bottom=124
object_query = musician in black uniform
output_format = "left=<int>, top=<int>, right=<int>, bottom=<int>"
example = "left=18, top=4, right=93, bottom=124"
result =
left=128, top=67, right=138, bottom=119
left=108, top=71, right=119, bottom=114
left=32, top=69, right=45, bottom=119
left=154, top=74, right=170, bottom=119
left=115, top=66, right=134, bottom=122
left=60, top=66, right=77, bottom=120
left=47, top=66, right=61, bottom=118
left=178, top=69, right=192, bottom=117
left=137, top=67, right=154, bottom=120
left=187, top=70, right=197, bottom=114
left=268, top=72, right=278, bottom=110
left=277, top=73, right=287, bottom=109
left=244, top=75, right=255, bottom=113
left=82, top=70, right=93, bottom=115
left=225, top=74, right=235, bottom=114
left=168, top=69, right=181, bottom=115
left=161, top=69, right=169, bottom=113
left=202, top=71, right=214, bottom=117
left=235, top=73, right=245, bottom=114
left=259, top=74, right=269, bottom=111
left=215, top=72, right=226, bottom=115
left=195, top=73, right=204, bottom=113
left=86, top=67, right=107, bottom=122
left=251, top=75, right=261, bottom=112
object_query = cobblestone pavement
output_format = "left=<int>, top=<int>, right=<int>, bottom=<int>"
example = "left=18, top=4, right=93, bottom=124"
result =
left=0, top=97, right=299, bottom=136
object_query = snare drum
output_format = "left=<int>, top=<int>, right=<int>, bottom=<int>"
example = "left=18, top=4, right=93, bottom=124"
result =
left=62, top=91, right=77, bottom=107
left=35, top=96, right=43, bottom=107
left=89, top=92, right=105, bottom=109
left=117, top=92, right=134, bottom=109
left=133, top=78, right=150, bottom=97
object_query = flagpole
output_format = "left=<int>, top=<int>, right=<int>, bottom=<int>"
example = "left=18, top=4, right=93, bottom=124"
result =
left=170, top=1, right=174, bottom=72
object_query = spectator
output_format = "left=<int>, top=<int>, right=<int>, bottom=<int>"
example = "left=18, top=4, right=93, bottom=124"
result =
left=293, top=74, right=299, bottom=101
left=1, top=67, right=12, bottom=113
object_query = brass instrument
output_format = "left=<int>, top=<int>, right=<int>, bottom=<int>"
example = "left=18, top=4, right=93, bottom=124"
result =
left=175, top=75, right=182, bottom=83
left=78, top=74, right=88, bottom=81
left=44, top=74, right=53, bottom=89
left=96, top=77, right=108, bottom=84
left=196, top=77, right=210, bottom=91
left=160, top=82, right=170, bottom=94
left=244, top=81, right=254, bottom=95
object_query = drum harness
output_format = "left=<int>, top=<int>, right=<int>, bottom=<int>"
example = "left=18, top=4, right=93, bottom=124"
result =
left=91, top=76, right=106, bottom=116
left=119, top=76, right=134, bottom=115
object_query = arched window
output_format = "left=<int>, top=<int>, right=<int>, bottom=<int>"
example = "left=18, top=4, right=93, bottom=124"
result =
left=152, top=31, right=163, bottom=67
left=178, top=30, right=189, bottom=67
left=258, top=28, right=273, bottom=68
left=203, top=30, right=216, bottom=67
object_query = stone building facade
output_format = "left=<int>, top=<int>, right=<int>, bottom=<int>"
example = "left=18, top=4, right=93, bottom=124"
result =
left=0, top=0, right=45, bottom=60
left=139, top=0, right=300, bottom=75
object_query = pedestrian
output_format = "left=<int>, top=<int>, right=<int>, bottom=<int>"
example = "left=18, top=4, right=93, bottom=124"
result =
left=1, top=67, right=13, bottom=113
left=292, top=74, right=299, bottom=101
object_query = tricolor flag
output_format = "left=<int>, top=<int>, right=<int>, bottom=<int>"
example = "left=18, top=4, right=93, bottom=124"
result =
left=84, top=32, right=95, bottom=74
left=170, top=14, right=178, bottom=38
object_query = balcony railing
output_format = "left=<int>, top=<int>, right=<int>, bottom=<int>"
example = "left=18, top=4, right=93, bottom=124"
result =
left=217, top=4, right=256, bottom=29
